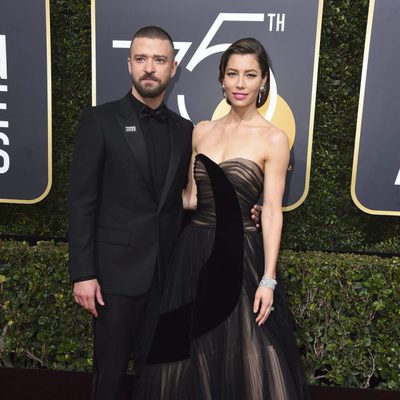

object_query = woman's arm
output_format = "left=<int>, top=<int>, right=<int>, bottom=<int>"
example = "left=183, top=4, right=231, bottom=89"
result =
left=253, top=129, right=289, bottom=325
left=261, top=130, right=289, bottom=278
left=182, top=150, right=198, bottom=210
left=182, top=124, right=203, bottom=210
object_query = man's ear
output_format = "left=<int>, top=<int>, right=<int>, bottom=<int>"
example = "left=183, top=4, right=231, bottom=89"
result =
left=170, top=60, right=178, bottom=78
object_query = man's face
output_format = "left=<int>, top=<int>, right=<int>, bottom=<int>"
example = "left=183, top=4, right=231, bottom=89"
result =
left=128, top=37, right=177, bottom=100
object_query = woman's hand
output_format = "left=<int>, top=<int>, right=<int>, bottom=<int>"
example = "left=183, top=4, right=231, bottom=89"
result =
left=253, top=286, right=274, bottom=326
left=251, top=204, right=262, bottom=228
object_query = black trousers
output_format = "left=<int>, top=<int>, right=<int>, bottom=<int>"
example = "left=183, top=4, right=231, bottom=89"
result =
left=92, top=281, right=161, bottom=400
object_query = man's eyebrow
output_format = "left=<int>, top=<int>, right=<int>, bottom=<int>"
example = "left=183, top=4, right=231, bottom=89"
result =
left=132, top=53, right=169, bottom=59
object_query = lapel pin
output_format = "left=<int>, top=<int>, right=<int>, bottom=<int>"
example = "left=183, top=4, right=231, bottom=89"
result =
left=125, top=126, right=137, bottom=133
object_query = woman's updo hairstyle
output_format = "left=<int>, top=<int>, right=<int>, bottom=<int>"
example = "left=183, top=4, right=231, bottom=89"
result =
left=219, top=37, right=270, bottom=108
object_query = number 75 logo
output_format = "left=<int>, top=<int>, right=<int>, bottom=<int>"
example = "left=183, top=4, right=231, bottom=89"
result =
left=113, top=13, right=295, bottom=148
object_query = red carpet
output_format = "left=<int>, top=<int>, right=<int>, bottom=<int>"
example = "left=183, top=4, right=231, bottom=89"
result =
left=0, top=368, right=398, bottom=400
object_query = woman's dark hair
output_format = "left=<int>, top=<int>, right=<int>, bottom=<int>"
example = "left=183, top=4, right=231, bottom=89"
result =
left=219, top=38, right=270, bottom=108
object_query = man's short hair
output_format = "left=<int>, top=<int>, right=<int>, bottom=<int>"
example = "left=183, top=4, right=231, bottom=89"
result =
left=131, top=26, right=174, bottom=52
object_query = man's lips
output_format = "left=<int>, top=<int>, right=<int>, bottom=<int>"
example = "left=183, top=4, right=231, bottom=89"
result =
left=141, top=76, right=159, bottom=83
left=232, top=92, right=248, bottom=100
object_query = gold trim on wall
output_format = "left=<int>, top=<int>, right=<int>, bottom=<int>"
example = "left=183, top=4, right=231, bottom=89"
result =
left=283, top=0, right=324, bottom=211
left=91, top=0, right=97, bottom=106
left=350, top=0, right=400, bottom=216
left=0, top=0, right=52, bottom=204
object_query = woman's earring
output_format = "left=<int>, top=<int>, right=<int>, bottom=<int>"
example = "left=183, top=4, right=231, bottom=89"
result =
left=258, top=86, right=265, bottom=104
left=222, top=84, right=226, bottom=99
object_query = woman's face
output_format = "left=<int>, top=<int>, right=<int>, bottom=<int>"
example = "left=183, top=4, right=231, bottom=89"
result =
left=222, top=53, right=266, bottom=109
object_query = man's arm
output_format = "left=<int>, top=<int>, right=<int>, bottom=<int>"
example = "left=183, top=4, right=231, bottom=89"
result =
left=68, top=107, right=105, bottom=316
left=73, top=278, right=104, bottom=317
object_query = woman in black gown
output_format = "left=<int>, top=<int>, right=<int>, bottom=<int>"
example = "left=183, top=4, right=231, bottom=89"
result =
left=139, top=38, right=310, bottom=400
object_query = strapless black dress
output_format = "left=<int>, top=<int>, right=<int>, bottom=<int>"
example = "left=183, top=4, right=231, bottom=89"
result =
left=139, top=153, right=310, bottom=400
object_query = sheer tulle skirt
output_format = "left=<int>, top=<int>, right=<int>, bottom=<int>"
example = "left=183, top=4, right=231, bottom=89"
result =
left=139, top=223, right=309, bottom=400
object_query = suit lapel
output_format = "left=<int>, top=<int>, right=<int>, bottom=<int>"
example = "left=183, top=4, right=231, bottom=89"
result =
left=116, top=93, right=154, bottom=195
left=159, top=111, right=186, bottom=210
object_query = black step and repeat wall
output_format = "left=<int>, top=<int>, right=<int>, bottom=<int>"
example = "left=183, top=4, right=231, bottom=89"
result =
left=352, top=0, right=400, bottom=216
left=0, top=0, right=52, bottom=204
left=92, top=0, right=323, bottom=210
left=0, top=0, right=398, bottom=250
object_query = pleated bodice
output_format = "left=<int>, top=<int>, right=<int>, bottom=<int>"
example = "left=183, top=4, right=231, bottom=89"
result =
left=192, top=155, right=264, bottom=230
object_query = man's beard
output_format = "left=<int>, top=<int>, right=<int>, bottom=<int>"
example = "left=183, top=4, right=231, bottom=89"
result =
left=131, top=73, right=170, bottom=98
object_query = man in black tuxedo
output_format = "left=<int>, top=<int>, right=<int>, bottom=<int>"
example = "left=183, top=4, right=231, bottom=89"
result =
left=68, top=26, right=193, bottom=399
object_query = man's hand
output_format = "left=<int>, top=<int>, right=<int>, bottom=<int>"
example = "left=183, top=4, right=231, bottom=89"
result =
left=251, top=204, right=262, bottom=228
left=73, top=279, right=104, bottom=317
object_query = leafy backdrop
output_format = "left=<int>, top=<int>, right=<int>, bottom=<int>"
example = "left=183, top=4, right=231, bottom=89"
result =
left=0, top=0, right=399, bottom=390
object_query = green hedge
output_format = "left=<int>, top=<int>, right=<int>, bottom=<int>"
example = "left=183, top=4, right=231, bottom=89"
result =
left=1, top=241, right=399, bottom=389
left=0, top=0, right=399, bottom=253
left=0, top=241, right=91, bottom=371
left=282, top=250, right=400, bottom=389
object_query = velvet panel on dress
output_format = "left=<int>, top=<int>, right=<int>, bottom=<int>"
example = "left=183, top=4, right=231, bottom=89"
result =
left=191, top=154, right=244, bottom=338
left=147, top=154, right=244, bottom=364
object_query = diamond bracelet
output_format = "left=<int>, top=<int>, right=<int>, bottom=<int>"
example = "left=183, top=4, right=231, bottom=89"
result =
left=259, top=275, right=277, bottom=290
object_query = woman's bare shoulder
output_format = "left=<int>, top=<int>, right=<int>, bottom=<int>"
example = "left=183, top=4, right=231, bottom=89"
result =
left=259, top=122, right=289, bottom=148
left=194, top=119, right=217, bottom=133
left=193, top=120, right=218, bottom=144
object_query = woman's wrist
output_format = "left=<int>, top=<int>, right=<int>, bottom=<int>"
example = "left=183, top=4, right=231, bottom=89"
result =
left=259, top=274, right=277, bottom=290
left=263, top=267, right=276, bottom=280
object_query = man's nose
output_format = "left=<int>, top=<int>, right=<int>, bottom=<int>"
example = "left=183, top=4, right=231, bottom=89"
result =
left=144, top=59, right=155, bottom=73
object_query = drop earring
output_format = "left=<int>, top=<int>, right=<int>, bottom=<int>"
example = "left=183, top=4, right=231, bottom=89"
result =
left=222, top=84, right=226, bottom=99
left=258, top=86, right=265, bottom=104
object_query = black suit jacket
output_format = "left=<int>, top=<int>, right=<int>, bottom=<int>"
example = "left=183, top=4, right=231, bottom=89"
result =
left=68, top=93, right=193, bottom=296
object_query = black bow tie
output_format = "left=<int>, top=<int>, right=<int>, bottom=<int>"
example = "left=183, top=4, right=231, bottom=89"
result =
left=139, top=106, right=168, bottom=122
